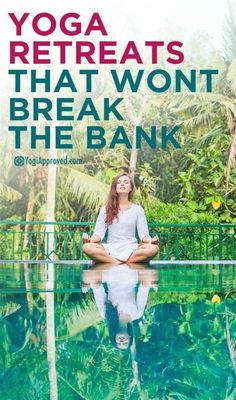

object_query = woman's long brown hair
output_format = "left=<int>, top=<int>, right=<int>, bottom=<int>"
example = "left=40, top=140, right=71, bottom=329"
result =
left=105, top=173, right=135, bottom=225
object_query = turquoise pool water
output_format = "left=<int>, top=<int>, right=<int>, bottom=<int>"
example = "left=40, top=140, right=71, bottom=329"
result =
left=0, top=262, right=235, bottom=400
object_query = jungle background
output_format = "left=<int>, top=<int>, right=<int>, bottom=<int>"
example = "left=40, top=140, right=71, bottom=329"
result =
left=0, top=1, right=236, bottom=229
left=0, top=2, right=236, bottom=399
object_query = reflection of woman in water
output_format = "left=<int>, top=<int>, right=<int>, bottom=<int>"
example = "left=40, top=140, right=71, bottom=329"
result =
left=83, top=173, right=158, bottom=263
left=83, top=263, right=158, bottom=350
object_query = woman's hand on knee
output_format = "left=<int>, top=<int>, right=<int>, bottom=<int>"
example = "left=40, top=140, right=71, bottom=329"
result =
left=151, top=235, right=159, bottom=244
left=82, top=233, right=90, bottom=243
left=90, top=234, right=102, bottom=243
left=82, top=233, right=101, bottom=244
left=142, top=235, right=159, bottom=244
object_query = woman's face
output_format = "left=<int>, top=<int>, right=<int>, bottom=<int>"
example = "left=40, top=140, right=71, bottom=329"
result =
left=115, top=333, right=130, bottom=350
left=116, top=175, right=132, bottom=196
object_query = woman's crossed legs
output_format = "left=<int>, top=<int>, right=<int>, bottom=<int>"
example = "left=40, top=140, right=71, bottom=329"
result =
left=83, top=242, right=158, bottom=264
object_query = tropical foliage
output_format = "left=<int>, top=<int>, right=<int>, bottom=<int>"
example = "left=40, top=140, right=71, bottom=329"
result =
left=0, top=280, right=235, bottom=400
left=1, top=6, right=236, bottom=226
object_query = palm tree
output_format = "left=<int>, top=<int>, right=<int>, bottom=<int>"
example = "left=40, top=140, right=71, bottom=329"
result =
left=158, top=2, right=236, bottom=189
left=45, top=266, right=58, bottom=400
left=160, top=91, right=236, bottom=188
left=0, top=136, right=22, bottom=210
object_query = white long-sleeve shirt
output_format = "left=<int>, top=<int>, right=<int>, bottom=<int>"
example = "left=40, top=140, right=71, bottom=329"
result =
left=93, top=204, right=149, bottom=261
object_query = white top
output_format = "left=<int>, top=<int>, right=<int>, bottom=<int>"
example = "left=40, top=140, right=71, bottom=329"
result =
left=93, top=264, right=150, bottom=321
left=93, top=204, right=150, bottom=261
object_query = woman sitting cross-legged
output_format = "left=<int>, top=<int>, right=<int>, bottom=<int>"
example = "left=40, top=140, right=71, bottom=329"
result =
left=83, top=173, right=158, bottom=264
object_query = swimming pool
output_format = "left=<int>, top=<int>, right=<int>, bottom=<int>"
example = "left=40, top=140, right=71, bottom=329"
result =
left=0, top=262, right=235, bottom=400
